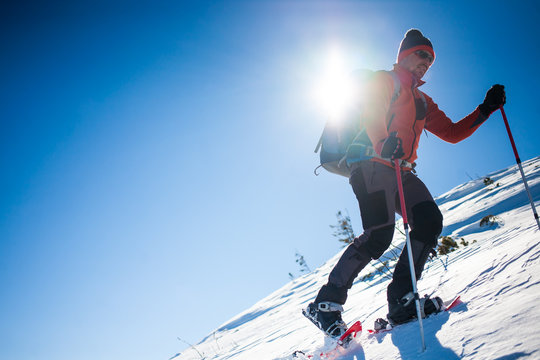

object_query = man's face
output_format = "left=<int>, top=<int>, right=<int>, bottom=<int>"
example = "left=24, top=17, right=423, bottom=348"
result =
left=400, top=50, right=434, bottom=80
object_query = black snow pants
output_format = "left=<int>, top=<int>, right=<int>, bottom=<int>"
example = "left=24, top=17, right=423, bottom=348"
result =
left=315, top=160, right=443, bottom=307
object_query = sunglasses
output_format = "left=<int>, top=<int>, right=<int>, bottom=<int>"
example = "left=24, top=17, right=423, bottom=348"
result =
left=415, top=50, right=434, bottom=63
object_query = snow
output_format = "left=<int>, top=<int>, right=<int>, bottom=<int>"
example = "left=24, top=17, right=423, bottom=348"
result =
left=175, top=157, right=540, bottom=360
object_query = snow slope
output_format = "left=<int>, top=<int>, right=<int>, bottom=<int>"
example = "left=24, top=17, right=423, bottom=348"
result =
left=175, top=157, right=540, bottom=360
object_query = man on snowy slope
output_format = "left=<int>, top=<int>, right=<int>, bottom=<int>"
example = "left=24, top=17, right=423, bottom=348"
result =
left=305, top=29, right=506, bottom=337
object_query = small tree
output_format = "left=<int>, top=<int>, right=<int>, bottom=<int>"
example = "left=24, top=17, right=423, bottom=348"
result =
left=289, top=250, right=311, bottom=279
left=330, top=210, right=356, bottom=247
left=295, top=251, right=311, bottom=274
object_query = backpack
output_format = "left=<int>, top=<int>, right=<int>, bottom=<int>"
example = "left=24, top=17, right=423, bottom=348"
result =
left=314, top=70, right=401, bottom=178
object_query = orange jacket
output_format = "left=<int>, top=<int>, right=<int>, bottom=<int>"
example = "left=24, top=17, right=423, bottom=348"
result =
left=363, top=64, right=488, bottom=167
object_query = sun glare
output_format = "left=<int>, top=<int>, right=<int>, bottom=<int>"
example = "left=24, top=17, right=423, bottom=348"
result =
left=312, top=47, right=357, bottom=121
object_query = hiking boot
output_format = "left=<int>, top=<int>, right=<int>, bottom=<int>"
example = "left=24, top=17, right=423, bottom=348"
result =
left=387, top=292, right=443, bottom=325
left=303, top=302, right=347, bottom=338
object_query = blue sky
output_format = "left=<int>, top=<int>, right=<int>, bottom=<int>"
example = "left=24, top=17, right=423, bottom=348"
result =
left=1, top=1, right=539, bottom=359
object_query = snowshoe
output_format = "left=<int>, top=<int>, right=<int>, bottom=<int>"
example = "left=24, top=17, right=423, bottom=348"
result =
left=373, top=317, right=392, bottom=332
left=387, top=292, right=443, bottom=325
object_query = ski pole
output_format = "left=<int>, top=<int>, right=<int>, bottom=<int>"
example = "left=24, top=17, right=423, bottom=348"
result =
left=394, top=159, right=426, bottom=352
left=499, top=106, right=540, bottom=231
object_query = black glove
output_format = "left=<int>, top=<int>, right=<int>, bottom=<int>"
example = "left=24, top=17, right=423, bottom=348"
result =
left=380, top=132, right=405, bottom=159
left=479, top=84, right=506, bottom=116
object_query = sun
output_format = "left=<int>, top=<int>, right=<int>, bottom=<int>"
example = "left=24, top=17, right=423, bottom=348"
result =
left=311, top=47, right=358, bottom=121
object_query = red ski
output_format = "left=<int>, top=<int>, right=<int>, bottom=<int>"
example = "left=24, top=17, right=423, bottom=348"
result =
left=338, top=321, right=362, bottom=345
left=367, top=295, right=463, bottom=334
left=445, top=295, right=463, bottom=311
left=293, top=321, right=362, bottom=359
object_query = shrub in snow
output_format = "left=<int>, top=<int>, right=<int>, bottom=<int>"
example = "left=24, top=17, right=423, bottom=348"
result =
left=483, top=176, right=500, bottom=190
left=480, top=215, right=499, bottom=227
left=438, top=236, right=459, bottom=255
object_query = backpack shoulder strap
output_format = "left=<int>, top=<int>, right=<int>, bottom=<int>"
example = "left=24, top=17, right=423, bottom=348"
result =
left=386, top=70, right=401, bottom=105
left=373, top=70, right=401, bottom=105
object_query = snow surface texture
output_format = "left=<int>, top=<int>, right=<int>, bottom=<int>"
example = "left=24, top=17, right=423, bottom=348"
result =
left=175, top=157, right=540, bottom=360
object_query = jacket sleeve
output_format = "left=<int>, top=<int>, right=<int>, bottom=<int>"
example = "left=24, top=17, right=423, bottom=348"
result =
left=363, top=72, right=395, bottom=155
left=424, top=93, right=489, bottom=144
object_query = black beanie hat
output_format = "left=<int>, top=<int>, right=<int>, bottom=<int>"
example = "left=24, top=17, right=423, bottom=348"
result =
left=397, top=29, right=435, bottom=63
